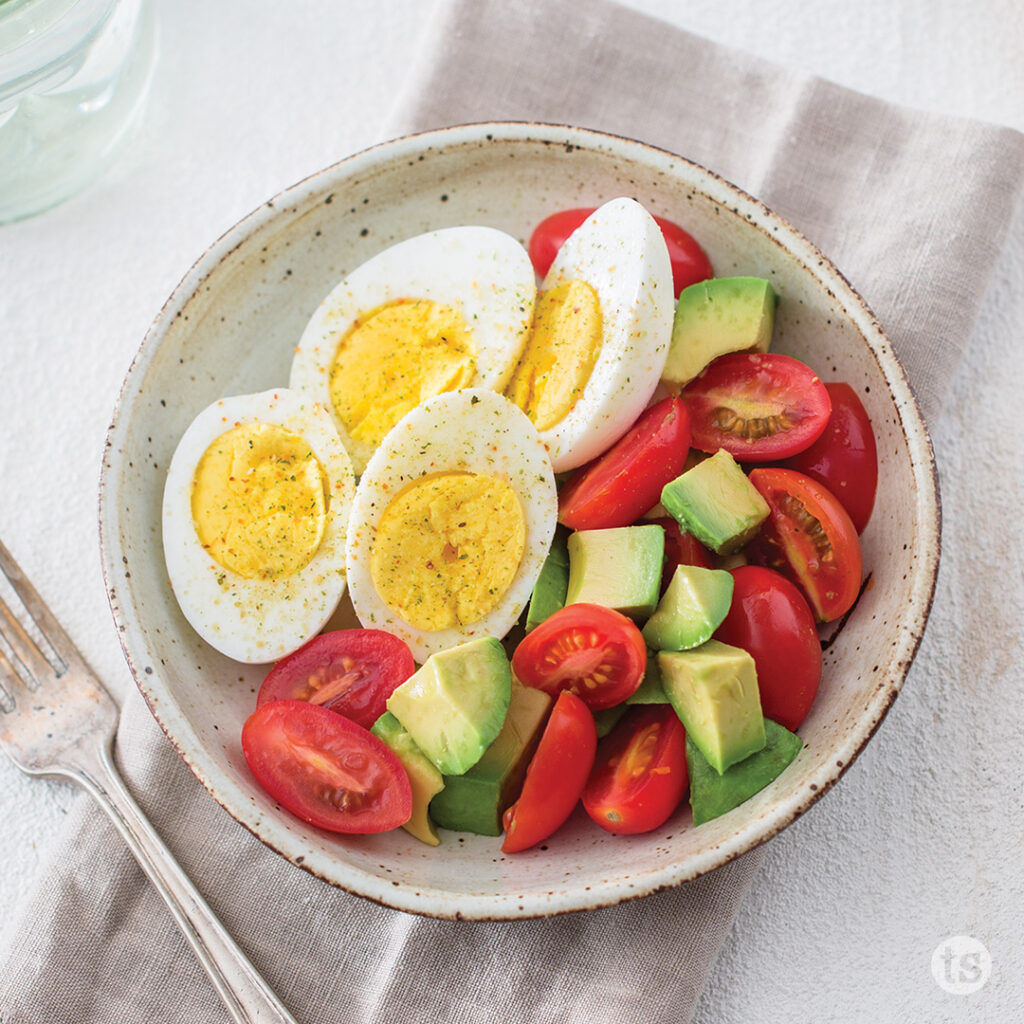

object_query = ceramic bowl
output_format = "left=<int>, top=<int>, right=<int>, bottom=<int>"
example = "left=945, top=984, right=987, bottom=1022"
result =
left=99, top=123, right=939, bottom=919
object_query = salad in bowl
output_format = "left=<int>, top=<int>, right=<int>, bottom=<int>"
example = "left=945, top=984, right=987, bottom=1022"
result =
left=99, top=123, right=938, bottom=919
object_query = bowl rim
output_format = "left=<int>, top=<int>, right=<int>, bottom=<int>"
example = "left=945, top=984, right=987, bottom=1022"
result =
left=99, top=120, right=941, bottom=919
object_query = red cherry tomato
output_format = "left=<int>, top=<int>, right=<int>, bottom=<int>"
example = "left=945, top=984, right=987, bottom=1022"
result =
left=528, top=207, right=713, bottom=296
left=646, top=515, right=713, bottom=593
left=511, top=603, right=647, bottom=710
left=256, top=629, right=415, bottom=730
left=558, top=397, right=691, bottom=530
left=780, top=382, right=878, bottom=533
left=714, top=566, right=822, bottom=731
left=241, top=700, right=412, bottom=834
left=683, top=352, right=832, bottom=462
left=582, top=704, right=689, bottom=834
left=652, top=215, right=715, bottom=296
left=747, top=468, right=863, bottom=622
left=502, top=690, right=597, bottom=853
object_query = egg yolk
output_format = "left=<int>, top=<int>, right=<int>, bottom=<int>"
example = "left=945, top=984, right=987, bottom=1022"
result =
left=329, top=299, right=476, bottom=448
left=191, top=422, right=328, bottom=580
left=370, top=472, right=526, bottom=631
left=504, top=279, right=602, bottom=430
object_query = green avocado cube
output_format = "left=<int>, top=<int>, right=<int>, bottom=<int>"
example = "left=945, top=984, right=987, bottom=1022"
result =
left=429, top=680, right=551, bottom=836
left=525, top=528, right=570, bottom=632
left=565, top=524, right=665, bottom=620
left=642, top=564, right=735, bottom=651
left=386, top=636, right=511, bottom=776
left=658, top=640, right=766, bottom=774
left=625, top=653, right=670, bottom=705
left=663, top=276, right=777, bottom=387
left=370, top=712, right=444, bottom=846
left=687, top=719, right=803, bottom=825
left=661, top=449, right=769, bottom=555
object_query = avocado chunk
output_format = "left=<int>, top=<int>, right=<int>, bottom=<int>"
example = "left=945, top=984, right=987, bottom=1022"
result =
left=626, top=653, right=670, bottom=704
left=687, top=719, right=803, bottom=825
left=661, top=449, right=769, bottom=555
left=565, top=524, right=665, bottom=620
left=429, top=680, right=551, bottom=836
left=658, top=639, right=766, bottom=774
left=525, top=528, right=570, bottom=632
left=386, top=636, right=511, bottom=776
left=663, top=276, right=777, bottom=387
left=371, top=712, right=444, bottom=846
left=642, top=564, right=735, bottom=651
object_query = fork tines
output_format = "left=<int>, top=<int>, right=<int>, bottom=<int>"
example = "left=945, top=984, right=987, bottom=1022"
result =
left=0, top=646, right=17, bottom=712
left=0, top=539, right=73, bottom=709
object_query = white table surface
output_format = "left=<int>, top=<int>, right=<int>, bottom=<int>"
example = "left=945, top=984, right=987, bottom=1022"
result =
left=2, top=0, right=1022, bottom=1020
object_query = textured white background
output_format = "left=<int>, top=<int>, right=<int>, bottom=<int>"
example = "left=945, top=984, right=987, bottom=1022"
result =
left=1, top=0, right=1022, bottom=1020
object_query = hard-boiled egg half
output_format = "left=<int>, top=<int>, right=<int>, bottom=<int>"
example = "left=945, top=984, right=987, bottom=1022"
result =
left=162, top=388, right=355, bottom=663
left=290, top=226, right=536, bottom=476
left=503, top=197, right=674, bottom=472
left=345, top=388, right=557, bottom=663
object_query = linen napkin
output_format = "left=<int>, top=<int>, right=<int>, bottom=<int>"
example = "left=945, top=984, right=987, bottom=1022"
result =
left=3, top=1, right=1023, bottom=1022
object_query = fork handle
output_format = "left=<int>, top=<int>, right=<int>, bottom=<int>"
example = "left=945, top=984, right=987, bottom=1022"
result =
left=60, top=740, right=299, bottom=1024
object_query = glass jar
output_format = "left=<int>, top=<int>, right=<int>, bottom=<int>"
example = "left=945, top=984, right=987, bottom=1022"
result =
left=0, top=0, right=156, bottom=224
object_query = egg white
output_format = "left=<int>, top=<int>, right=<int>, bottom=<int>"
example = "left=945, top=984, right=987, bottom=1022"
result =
left=345, top=388, right=557, bottom=663
left=162, top=388, right=355, bottom=664
left=533, top=197, right=674, bottom=473
left=290, top=226, right=537, bottom=476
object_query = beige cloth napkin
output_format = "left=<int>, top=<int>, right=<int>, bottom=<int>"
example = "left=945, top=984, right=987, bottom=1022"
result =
left=3, top=1, right=1023, bottom=1022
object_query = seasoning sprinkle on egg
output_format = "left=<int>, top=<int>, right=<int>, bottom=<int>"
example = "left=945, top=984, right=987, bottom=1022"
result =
left=291, top=226, right=536, bottom=476
left=503, top=197, right=675, bottom=473
left=162, top=389, right=355, bottom=663
left=370, top=471, right=526, bottom=631
left=191, top=422, right=329, bottom=580
left=345, top=388, right=557, bottom=663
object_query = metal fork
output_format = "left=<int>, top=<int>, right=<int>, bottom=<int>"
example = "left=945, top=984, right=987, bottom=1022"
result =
left=0, top=538, right=298, bottom=1024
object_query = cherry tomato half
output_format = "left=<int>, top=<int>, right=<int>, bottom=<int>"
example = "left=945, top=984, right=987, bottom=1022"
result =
left=502, top=690, right=597, bottom=853
left=511, top=603, right=647, bottom=710
left=714, top=566, right=822, bottom=731
left=747, top=468, right=863, bottom=622
left=582, top=704, right=689, bottom=835
left=646, top=515, right=713, bottom=593
left=242, top=700, right=412, bottom=834
left=528, top=207, right=713, bottom=297
left=780, top=382, right=878, bottom=534
left=683, top=352, right=832, bottom=462
left=558, top=397, right=691, bottom=530
left=256, top=629, right=415, bottom=730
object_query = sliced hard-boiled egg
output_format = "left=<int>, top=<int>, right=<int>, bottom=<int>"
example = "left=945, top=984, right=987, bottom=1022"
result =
left=504, top=197, right=674, bottom=473
left=162, top=388, right=355, bottom=663
left=346, top=388, right=557, bottom=663
left=290, top=226, right=536, bottom=475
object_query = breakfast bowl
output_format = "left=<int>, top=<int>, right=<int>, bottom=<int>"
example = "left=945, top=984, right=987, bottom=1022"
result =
left=99, top=122, right=940, bottom=919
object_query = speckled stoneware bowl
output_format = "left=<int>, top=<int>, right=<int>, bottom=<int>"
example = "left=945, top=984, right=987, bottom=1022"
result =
left=99, top=123, right=939, bottom=920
